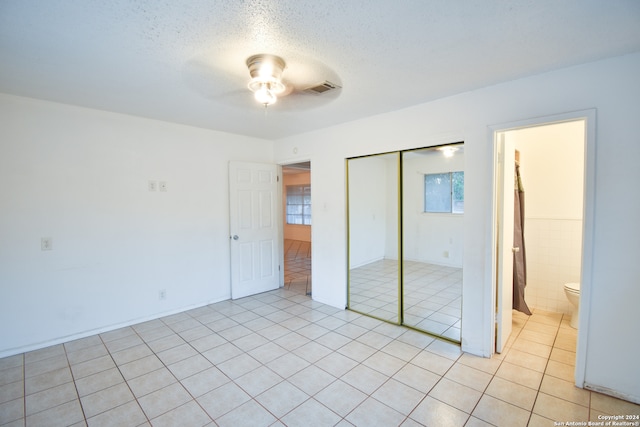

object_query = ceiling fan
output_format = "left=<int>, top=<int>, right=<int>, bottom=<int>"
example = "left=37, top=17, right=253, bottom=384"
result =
left=183, top=52, right=342, bottom=111
left=245, top=53, right=341, bottom=107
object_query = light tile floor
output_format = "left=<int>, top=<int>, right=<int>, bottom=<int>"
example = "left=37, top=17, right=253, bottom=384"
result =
left=1, top=286, right=638, bottom=426
left=283, top=239, right=311, bottom=296
left=349, top=260, right=462, bottom=341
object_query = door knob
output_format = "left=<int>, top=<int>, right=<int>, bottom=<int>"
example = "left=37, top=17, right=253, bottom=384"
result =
left=232, top=235, right=239, bottom=240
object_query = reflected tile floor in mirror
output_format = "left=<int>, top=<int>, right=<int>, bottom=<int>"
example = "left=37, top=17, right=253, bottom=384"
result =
left=349, top=259, right=400, bottom=323
left=349, top=260, right=462, bottom=341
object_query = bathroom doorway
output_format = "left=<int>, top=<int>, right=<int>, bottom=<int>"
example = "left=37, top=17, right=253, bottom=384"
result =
left=281, top=162, right=312, bottom=295
left=493, top=116, right=591, bottom=363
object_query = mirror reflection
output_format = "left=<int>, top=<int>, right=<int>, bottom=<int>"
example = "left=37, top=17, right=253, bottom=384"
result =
left=347, top=152, right=400, bottom=323
left=402, top=145, right=464, bottom=341
left=347, top=144, right=464, bottom=342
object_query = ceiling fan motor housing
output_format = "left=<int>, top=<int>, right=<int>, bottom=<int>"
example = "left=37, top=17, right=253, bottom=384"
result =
left=246, top=54, right=286, bottom=95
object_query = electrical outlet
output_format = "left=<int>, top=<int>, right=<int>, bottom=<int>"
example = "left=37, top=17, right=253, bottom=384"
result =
left=159, top=181, right=167, bottom=192
left=148, top=181, right=157, bottom=192
left=159, top=289, right=166, bottom=300
left=41, top=237, right=52, bottom=251
left=443, top=250, right=449, bottom=258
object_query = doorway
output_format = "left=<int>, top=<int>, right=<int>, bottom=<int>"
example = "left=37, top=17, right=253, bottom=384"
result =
left=281, top=162, right=312, bottom=295
left=493, top=114, right=593, bottom=387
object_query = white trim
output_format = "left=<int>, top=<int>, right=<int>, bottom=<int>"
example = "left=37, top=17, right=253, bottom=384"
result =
left=576, top=110, right=596, bottom=388
left=277, top=164, right=284, bottom=287
left=488, top=109, right=596, bottom=389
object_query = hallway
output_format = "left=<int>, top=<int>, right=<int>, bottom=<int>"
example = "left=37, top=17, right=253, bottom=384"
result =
left=283, top=239, right=311, bottom=296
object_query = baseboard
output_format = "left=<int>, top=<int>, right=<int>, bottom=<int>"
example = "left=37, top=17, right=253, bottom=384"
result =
left=0, top=296, right=230, bottom=359
left=584, top=383, right=640, bottom=405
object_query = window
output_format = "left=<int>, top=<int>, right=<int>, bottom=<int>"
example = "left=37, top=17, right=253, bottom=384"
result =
left=286, top=185, right=311, bottom=225
left=424, top=171, right=464, bottom=213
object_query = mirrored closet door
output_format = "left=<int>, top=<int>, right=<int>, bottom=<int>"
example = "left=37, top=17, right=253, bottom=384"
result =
left=401, top=146, right=464, bottom=341
left=347, top=152, right=400, bottom=323
left=347, top=144, right=464, bottom=342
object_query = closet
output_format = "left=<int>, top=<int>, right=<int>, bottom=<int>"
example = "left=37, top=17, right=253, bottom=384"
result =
left=346, top=144, right=464, bottom=342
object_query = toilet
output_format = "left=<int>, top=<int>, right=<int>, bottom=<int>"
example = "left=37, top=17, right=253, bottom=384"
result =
left=564, top=282, right=581, bottom=328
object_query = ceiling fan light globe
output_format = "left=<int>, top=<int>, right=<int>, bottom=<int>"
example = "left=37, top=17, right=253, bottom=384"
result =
left=269, top=80, right=286, bottom=95
left=248, top=78, right=286, bottom=95
left=248, top=78, right=264, bottom=93
left=254, top=85, right=277, bottom=105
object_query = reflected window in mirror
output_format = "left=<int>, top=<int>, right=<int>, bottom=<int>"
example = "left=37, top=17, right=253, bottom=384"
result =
left=424, top=171, right=464, bottom=213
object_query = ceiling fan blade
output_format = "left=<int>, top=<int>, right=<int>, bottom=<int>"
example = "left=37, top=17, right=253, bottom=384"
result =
left=272, top=86, right=342, bottom=112
left=182, top=59, right=243, bottom=99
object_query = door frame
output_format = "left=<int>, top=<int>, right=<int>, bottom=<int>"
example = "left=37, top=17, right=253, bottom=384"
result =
left=489, top=109, right=596, bottom=387
left=494, top=132, right=515, bottom=353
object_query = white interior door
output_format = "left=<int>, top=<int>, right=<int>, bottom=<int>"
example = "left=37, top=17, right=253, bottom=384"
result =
left=229, top=161, right=280, bottom=299
left=495, top=133, right=515, bottom=353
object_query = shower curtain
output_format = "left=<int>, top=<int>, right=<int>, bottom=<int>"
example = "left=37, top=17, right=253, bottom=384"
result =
left=513, top=163, right=532, bottom=315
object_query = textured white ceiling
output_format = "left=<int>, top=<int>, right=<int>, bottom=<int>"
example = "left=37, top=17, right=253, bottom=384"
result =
left=1, top=0, right=639, bottom=139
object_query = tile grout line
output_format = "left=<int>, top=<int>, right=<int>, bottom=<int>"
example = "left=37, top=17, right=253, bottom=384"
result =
left=531, top=311, right=563, bottom=423
left=514, top=311, right=546, bottom=425
left=180, top=302, right=280, bottom=424
left=21, top=345, right=85, bottom=425
left=435, top=341, right=501, bottom=426
left=21, top=353, right=25, bottom=426
left=408, top=345, right=467, bottom=426
left=100, top=331, right=153, bottom=426
left=62, top=340, right=90, bottom=426
left=519, top=310, right=583, bottom=425
left=166, top=303, right=249, bottom=424
left=271, top=300, right=363, bottom=424
left=178, top=292, right=322, bottom=423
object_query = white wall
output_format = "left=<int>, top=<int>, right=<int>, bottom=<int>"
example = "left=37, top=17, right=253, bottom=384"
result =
left=507, top=121, right=585, bottom=314
left=0, top=94, right=273, bottom=356
left=275, top=53, right=640, bottom=402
